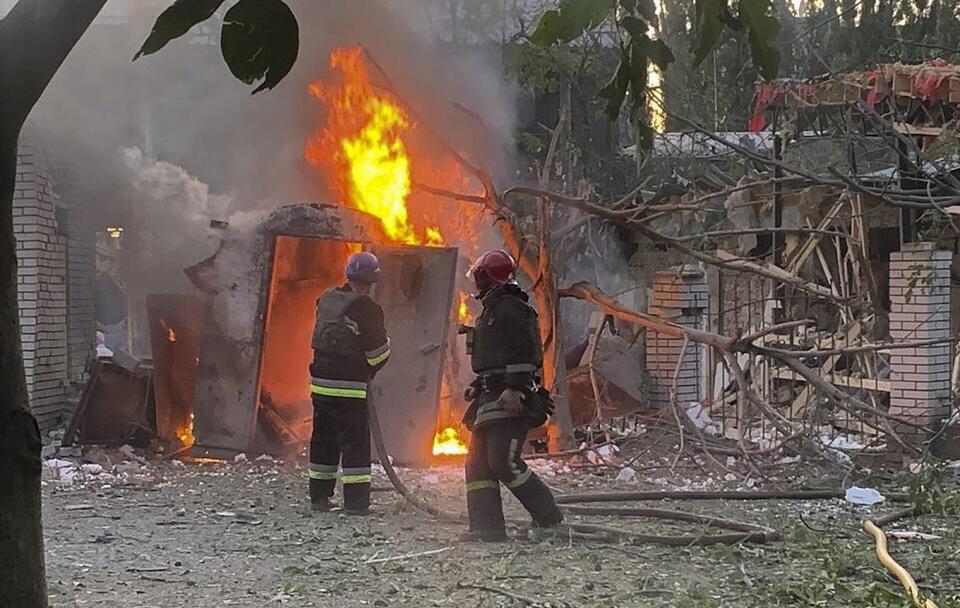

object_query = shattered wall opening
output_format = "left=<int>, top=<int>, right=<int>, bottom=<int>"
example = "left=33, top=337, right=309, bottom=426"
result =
left=255, top=235, right=361, bottom=452
left=187, top=204, right=459, bottom=465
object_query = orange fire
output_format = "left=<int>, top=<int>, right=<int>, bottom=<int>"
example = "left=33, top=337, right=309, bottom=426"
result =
left=432, top=426, right=469, bottom=456
left=457, top=292, right=473, bottom=324
left=306, top=47, right=442, bottom=246
left=167, top=328, right=177, bottom=342
left=177, top=413, right=195, bottom=447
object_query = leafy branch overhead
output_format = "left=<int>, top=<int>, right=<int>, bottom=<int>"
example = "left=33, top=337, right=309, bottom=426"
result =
left=529, top=0, right=780, bottom=149
left=134, top=0, right=299, bottom=94
left=693, top=0, right=781, bottom=80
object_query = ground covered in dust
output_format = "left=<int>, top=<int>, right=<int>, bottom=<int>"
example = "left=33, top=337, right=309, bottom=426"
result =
left=42, top=445, right=960, bottom=608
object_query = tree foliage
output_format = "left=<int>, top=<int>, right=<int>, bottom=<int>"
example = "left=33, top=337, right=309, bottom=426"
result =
left=527, top=0, right=781, bottom=151
left=135, top=0, right=299, bottom=94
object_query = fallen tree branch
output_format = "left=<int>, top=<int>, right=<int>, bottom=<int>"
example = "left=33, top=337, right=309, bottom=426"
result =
left=554, top=489, right=911, bottom=503
left=456, top=582, right=543, bottom=606
left=757, top=336, right=958, bottom=359
left=559, top=281, right=735, bottom=350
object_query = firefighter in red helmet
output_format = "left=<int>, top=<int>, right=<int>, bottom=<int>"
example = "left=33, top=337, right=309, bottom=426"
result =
left=460, top=249, right=562, bottom=541
left=308, top=252, right=390, bottom=515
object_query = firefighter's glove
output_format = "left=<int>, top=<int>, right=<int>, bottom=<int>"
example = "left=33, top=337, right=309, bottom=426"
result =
left=464, top=386, right=478, bottom=401
left=495, top=388, right=527, bottom=416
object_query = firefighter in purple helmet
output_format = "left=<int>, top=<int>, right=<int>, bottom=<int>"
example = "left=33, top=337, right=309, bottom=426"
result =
left=307, top=251, right=390, bottom=514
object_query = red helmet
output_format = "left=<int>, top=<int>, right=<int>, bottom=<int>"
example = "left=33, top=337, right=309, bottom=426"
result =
left=467, top=249, right=517, bottom=292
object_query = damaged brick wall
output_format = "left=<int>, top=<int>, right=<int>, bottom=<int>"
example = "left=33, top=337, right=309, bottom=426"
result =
left=14, top=145, right=69, bottom=431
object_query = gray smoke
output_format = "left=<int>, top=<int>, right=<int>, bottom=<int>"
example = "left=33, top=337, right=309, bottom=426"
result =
left=26, top=0, right=518, bottom=293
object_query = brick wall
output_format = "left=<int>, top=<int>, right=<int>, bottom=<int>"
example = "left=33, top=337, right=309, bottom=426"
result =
left=888, top=242, right=953, bottom=447
left=14, top=146, right=71, bottom=431
left=646, top=266, right=709, bottom=408
left=48, top=157, right=96, bottom=384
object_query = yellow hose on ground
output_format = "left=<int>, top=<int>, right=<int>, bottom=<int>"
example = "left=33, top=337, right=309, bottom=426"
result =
left=863, top=520, right=938, bottom=608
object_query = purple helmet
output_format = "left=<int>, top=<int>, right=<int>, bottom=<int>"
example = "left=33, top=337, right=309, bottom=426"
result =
left=345, top=252, right=381, bottom=283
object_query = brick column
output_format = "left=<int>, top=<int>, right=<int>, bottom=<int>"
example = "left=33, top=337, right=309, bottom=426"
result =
left=888, top=242, right=953, bottom=447
left=646, top=266, right=708, bottom=408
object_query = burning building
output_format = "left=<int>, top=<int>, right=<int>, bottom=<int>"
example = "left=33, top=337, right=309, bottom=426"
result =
left=180, top=203, right=459, bottom=464
left=155, top=47, right=482, bottom=464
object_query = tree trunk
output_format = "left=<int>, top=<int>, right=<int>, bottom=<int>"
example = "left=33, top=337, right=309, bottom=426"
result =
left=0, top=2, right=108, bottom=605
left=0, top=118, right=48, bottom=608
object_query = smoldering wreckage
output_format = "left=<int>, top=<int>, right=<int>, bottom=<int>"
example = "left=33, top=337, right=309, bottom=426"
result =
left=29, top=51, right=960, bottom=606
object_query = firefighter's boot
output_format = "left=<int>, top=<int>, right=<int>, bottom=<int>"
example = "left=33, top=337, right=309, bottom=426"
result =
left=464, top=482, right=508, bottom=542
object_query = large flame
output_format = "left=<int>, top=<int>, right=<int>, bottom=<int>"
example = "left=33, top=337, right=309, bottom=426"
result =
left=432, top=426, right=469, bottom=456
left=306, top=47, right=441, bottom=245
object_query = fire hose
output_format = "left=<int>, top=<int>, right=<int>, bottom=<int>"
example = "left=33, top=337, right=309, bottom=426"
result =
left=863, top=507, right=939, bottom=608
left=367, top=398, right=779, bottom=545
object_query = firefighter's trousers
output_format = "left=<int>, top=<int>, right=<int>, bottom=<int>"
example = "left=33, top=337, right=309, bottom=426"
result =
left=309, top=396, right=372, bottom=511
left=464, top=419, right=563, bottom=533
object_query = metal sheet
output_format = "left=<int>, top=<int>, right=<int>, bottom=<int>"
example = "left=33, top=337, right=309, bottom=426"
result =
left=146, top=294, right=205, bottom=441
left=370, top=246, right=458, bottom=465
left=67, top=361, right=150, bottom=445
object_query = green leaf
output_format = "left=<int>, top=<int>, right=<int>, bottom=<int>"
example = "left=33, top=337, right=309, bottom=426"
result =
left=619, top=16, right=649, bottom=40
left=529, top=0, right=616, bottom=45
left=597, top=50, right=631, bottom=120
left=738, top=0, right=781, bottom=80
left=636, top=121, right=655, bottom=152
left=221, top=0, right=299, bottom=94
left=529, top=9, right=565, bottom=45
left=638, top=36, right=675, bottom=69
left=134, top=0, right=226, bottom=60
left=635, top=0, right=660, bottom=29
left=628, top=39, right=649, bottom=99
left=691, top=0, right=727, bottom=66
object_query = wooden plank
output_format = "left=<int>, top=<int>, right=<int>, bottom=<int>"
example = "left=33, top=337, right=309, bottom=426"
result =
left=786, top=198, right=845, bottom=275
left=772, top=368, right=891, bottom=393
left=783, top=321, right=863, bottom=421
left=893, top=123, right=943, bottom=137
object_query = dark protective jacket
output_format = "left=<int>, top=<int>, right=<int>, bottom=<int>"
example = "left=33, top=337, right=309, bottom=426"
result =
left=309, top=284, right=390, bottom=400
left=465, top=284, right=545, bottom=428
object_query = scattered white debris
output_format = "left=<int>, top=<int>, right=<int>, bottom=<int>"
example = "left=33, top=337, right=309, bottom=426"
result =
left=615, top=467, right=637, bottom=483
left=724, top=427, right=741, bottom=441
left=233, top=453, right=248, bottom=464
left=421, top=474, right=440, bottom=485
left=170, top=459, right=186, bottom=469
left=80, top=463, right=104, bottom=476
left=255, top=454, right=276, bottom=463
left=822, top=433, right=865, bottom=452
left=684, top=402, right=721, bottom=436
left=845, top=486, right=885, bottom=506
left=724, top=473, right=738, bottom=482
left=585, top=450, right=600, bottom=464
left=726, top=456, right=737, bottom=468
left=118, top=444, right=136, bottom=459
left=888, top=531, right=942, bottom=541
left=596, top=444, right=619, bottom=459
left=778, top=455, right=802, bottom=465
left=744, top=477, right=757, bottom=488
